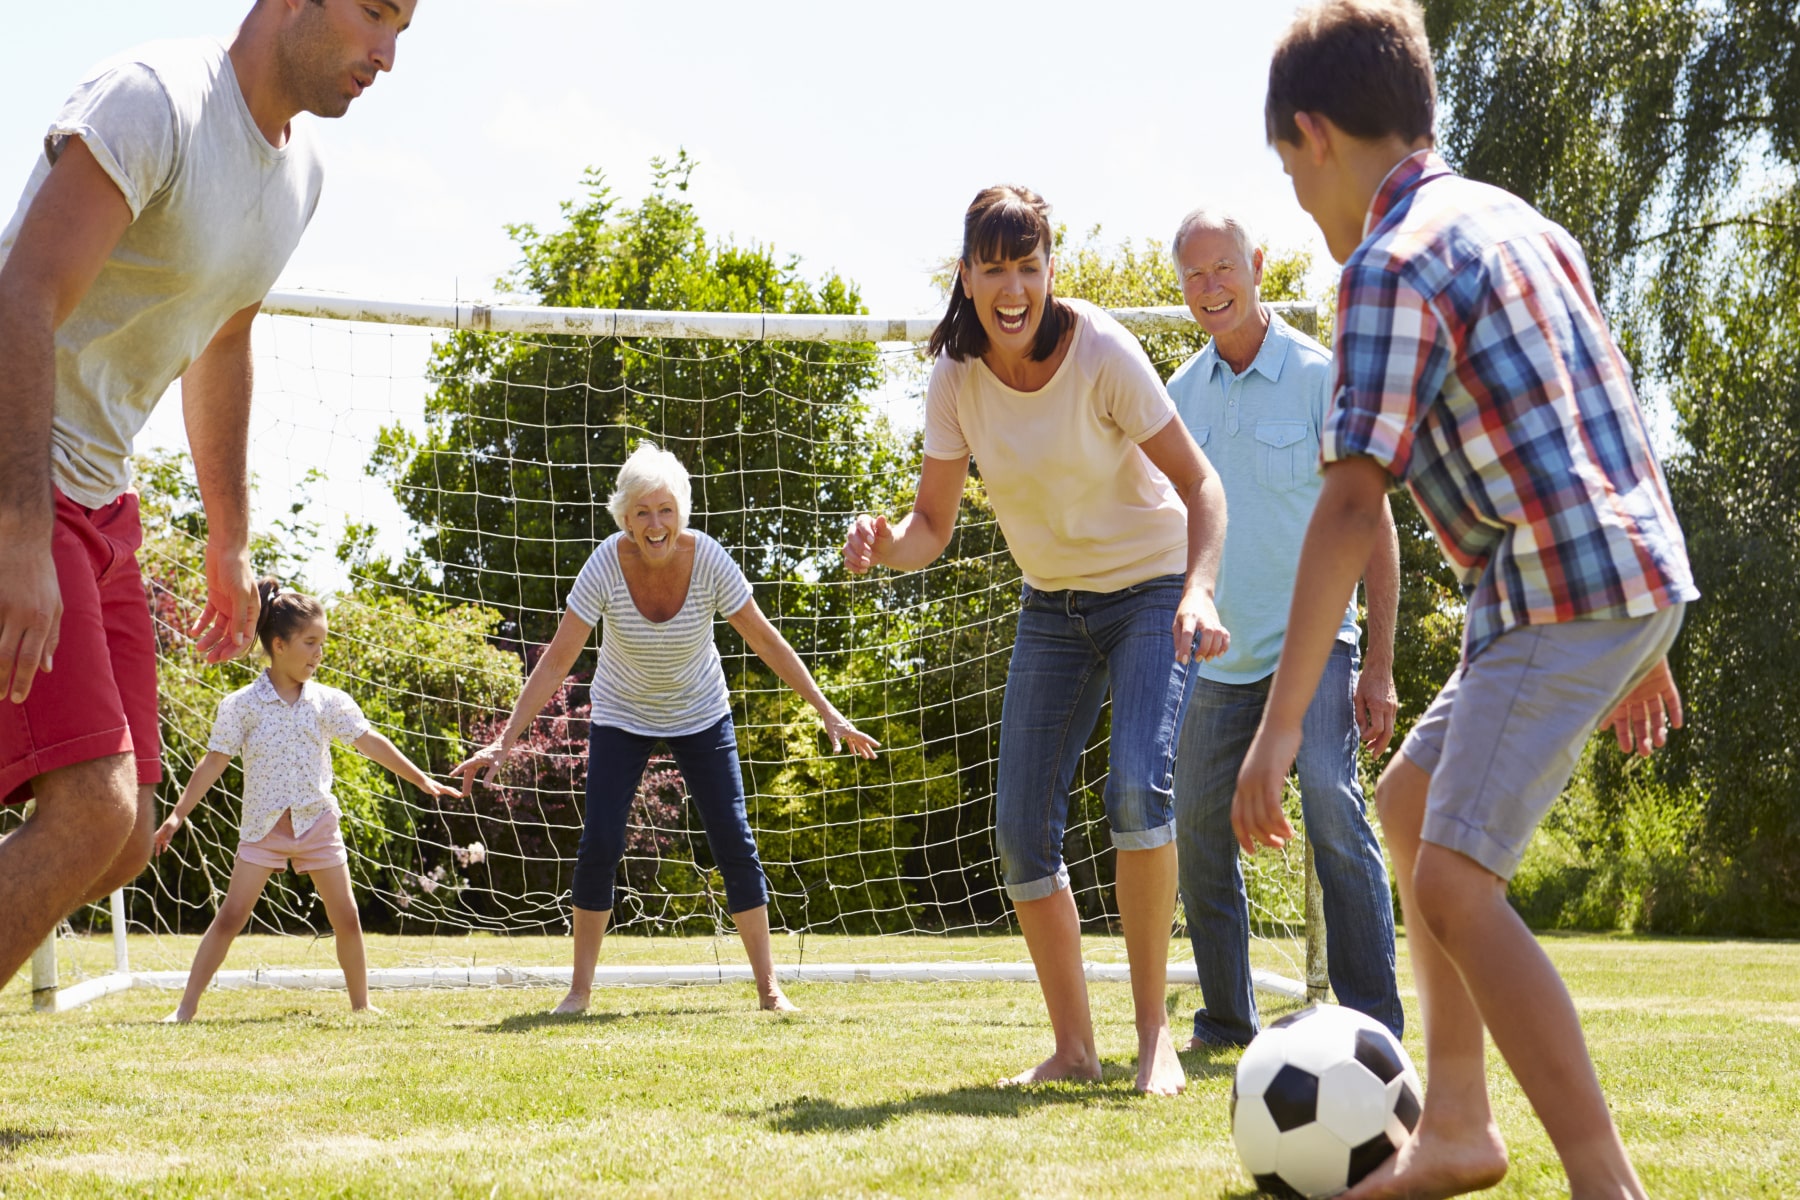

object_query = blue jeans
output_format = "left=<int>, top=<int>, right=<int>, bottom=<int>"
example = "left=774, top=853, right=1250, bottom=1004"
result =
left=995, top=576, right=1197, bottom=901
left=1175, top=641, right=1402, bottom=1043
left=573, top=714, right=769, bottom=915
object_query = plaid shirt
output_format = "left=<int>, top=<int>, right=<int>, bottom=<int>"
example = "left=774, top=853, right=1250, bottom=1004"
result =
left=1322, top=150, right=1697, bottom=661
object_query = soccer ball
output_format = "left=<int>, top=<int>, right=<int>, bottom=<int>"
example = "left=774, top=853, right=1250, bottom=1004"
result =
left=1231, top=1004, right=1423, bottom=1199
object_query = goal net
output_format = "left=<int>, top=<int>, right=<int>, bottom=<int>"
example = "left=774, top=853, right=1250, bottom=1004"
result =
left=12, top=293, right=1331, bottom=1009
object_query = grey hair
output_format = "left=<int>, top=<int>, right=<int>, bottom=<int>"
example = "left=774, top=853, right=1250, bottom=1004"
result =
left=1170, top=206, right=1259, bottom=269
left=606, top=442, right=693, bottom=532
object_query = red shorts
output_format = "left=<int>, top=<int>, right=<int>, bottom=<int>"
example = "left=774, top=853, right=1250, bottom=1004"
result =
left=0, top=489, right=162, bottom=807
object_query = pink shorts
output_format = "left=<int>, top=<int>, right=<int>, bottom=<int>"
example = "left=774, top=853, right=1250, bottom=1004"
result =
left=0, top=490, right=162, bottom=807
left=237, top=809, right=348, bottom=874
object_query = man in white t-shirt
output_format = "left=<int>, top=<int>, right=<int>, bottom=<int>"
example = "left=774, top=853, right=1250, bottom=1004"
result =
left=0, top=0, right=418, bottom=990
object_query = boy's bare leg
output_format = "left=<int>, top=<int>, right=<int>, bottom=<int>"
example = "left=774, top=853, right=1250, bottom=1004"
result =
left=0, top=753, right=137, bottom=988
left=1344, top=755, right=1506, bottom=1200
left=552, top=905, right=610, bottom=1014
left=1115, top=842, right=1185, bottom=1095
left=310, top=864, right=375, bottom=1013
left=165, top=857, right=276, bottom=1022
left=1414, top=842, right=1645, bottom=1199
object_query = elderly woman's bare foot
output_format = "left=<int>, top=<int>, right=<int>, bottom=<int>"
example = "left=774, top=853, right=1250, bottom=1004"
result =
left=760, top=991, right=798, bottom=1013
left=550, top=991, right=590, bottom=1015
left=1341, top=1120, right=1508, bottom=1200
left=998, top=1050, right=1101, bottom=1088
left=1136, top=1027, right=1186, bottom=1095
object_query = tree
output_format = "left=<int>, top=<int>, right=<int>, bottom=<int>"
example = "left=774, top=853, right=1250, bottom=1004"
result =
left=1424, top=0, right=1800, bottom=933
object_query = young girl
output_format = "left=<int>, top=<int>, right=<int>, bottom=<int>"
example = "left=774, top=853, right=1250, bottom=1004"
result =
left=154, top=578, right=457, bottom=1021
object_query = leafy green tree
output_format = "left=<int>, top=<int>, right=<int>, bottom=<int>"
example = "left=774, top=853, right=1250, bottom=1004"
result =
left=1425, top=0, right=1800, bottom=933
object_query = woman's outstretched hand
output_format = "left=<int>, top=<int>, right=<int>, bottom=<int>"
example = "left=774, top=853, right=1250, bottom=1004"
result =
left=451, top=740, right=516, bottom=795
left=821, top=709, right=881, bottom=759
left=843, top=514, right=892, bottom=575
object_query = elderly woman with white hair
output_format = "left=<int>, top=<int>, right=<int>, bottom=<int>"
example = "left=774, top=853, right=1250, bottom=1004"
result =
left=454, top=443, right=878, bottom=1014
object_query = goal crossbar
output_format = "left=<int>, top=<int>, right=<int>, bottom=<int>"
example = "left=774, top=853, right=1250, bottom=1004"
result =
left=262, top=289, right=1321, bottom=342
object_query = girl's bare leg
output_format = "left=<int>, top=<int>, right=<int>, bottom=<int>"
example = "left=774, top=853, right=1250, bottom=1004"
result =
left=309, top=864, right=375, bottom=1013
left=165, top=858, right=276, bottom=1022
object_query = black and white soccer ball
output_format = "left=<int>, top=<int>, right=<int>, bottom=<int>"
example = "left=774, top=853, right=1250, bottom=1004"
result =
left=1231, top=1003, right=1423, bottom=1199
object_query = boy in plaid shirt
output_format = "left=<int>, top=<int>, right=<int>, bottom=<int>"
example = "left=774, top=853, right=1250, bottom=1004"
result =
left=1234, top=2, right=1697, bottom=1197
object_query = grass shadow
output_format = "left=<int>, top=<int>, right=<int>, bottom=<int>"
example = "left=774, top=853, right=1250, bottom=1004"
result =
left=0, top=1128, right=66, bottom=1158
left=764, top=1053, right=1238, bottom=1134
left=484, top=1009, right=629, bottom=1034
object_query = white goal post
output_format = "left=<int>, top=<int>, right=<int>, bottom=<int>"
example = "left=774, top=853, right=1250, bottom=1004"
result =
left=24, top=291, right=1333, bottom=1012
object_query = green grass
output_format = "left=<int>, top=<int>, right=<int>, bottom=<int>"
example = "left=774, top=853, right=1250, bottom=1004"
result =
left=2, top=933, right=1796, bottom=1198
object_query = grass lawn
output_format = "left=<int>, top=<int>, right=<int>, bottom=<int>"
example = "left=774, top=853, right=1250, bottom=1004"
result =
left=2, top=932, right=1796, bottom=1198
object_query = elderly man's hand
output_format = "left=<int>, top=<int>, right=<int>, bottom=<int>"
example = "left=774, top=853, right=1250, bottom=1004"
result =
left=1354, top=658, right=1399, bottom=757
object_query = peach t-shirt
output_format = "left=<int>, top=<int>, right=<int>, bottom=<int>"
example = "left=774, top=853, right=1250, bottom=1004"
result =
left=923, top=299, right=1189, bottom=592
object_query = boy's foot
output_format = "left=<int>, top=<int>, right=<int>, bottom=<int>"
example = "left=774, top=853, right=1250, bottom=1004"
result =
left=161, top=1008, right=194, bottom=1024
left=998, top=1051, right=1102, bottom=1088
left=549, top=991, right=590, bottom=1015
left=1136, top=1027, right=1186, bottom=1096
left=1342, top=1121, right=1508, bottom=1200
left=759, top=991, right=798, bottom=1013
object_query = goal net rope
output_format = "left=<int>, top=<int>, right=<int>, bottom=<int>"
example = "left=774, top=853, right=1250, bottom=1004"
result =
left=13, top=293, right=1331, bottom=1007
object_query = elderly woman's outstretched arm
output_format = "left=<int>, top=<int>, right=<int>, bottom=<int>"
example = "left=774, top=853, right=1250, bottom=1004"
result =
left=727, top=597, right=880, bottom=759
left=453, top=609, right=595, bottom=792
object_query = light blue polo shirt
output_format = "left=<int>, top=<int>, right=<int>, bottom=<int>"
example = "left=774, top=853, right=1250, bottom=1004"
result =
left=1167, top=312, right=1360, bottom=685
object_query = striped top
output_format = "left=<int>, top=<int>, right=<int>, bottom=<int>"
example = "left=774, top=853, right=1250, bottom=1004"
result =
left=566, top=531, right=755, bottom=737
left=1322, top=150, right=1697, bottom=662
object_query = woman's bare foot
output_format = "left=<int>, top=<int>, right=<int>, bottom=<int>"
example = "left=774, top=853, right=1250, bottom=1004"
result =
left=998, top=1050, right=1102, bottom=1088
left=161, top=1007, right=194, bottom=1024
left=760, top=990, right=798, bottom=1013
left=1136, top=1026, right=1186, bottom=1096
left=1342, top=1119, right=1508, bottom=1200
left=350, top=1004, right=383, bottom=1018
left=550, top=991, right=590, bottom=1015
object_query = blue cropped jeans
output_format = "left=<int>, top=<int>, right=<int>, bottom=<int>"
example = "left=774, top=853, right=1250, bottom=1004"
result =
left=572, top=714, right=768, bottom=915
left=1175, top=640, right=1402, bottom=1043
left=995, top=576, right=1196, bottom=902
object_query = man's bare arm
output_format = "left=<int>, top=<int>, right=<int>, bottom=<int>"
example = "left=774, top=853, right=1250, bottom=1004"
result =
left=0, top=139, right=131, bottom=702
left=182, top=301, right=262, bottom=662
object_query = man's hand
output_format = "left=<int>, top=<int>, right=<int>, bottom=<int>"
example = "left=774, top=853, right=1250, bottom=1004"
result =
left=1174, top=586, right=1230, bottom=664
left=1606, top=656, right=1683, bottom=758
left=192, top=539, right=258, bottom=662
left=0, top=536, right=62, bottom=704
left=1232, top=723, right=1301, bottom=854
left=1354, top=659, right=1399, bottom=757
left=843, top=514, right=892, bottom=575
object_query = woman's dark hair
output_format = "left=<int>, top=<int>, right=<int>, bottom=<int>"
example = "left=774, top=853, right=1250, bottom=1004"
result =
left=928, top=184, right=1072, bottom=363
left=254, top=577, right=324, bottom=656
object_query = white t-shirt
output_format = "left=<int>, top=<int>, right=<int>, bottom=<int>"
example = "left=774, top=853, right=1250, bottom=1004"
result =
left=208, top=672, right=371, bottom=845
left=922, top=298, right=1190, bottom=592
left=566, top=531, right=756, bottom=737
left=0, top=39, right=325, bottom=508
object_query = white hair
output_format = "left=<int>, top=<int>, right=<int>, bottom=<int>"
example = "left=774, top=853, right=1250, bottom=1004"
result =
left=606, top=442, right=693, bottom=532
left=1170, top=206, right=1259, bottom=269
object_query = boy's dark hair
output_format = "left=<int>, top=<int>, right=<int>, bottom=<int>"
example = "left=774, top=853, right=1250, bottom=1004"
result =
left=1265, top=0, right=1436, bottom=147
left=254, top=577, right=324, bottom=656
left=928, top=184, right=1072, bottom=364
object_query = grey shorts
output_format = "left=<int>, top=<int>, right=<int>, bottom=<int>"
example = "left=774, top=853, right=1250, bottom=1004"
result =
left=1399, top=604, right=1685, bottom=879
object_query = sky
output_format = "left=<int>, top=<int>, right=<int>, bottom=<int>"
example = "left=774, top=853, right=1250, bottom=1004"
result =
left=1, top=0, right=1331, bottom=588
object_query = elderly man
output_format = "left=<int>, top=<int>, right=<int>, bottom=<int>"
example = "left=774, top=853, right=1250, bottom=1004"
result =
left=1165, top=208, right=1404, bottom=1045
left=0, top=0, right=418, bottom=990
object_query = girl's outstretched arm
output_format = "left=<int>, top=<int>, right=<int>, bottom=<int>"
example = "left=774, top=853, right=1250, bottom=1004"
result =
left=727, top=597, right=880, bottom=759
left=452, top=608, right=595, bottom=792
left=154, top=751, right=233, bottom=855
left=353, top=729, right=458, bottom=798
